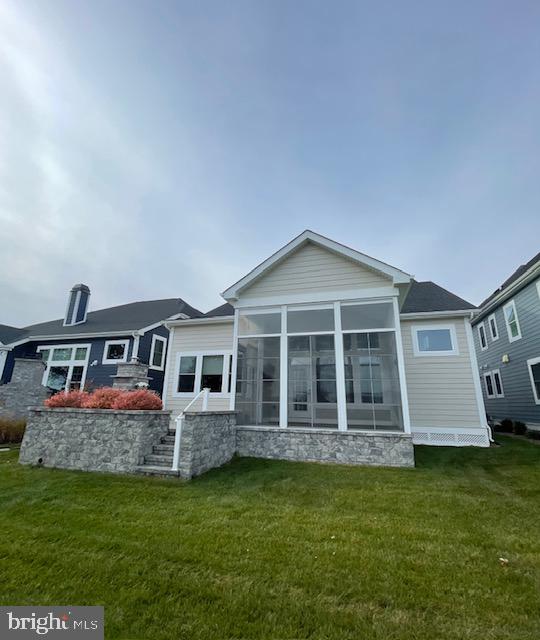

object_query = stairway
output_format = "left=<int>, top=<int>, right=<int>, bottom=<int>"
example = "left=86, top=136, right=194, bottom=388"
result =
left=135, top=430, right=180, bottom=477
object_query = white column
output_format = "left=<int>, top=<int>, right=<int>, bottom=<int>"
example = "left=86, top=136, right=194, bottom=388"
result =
left=334, top=301, right=348, bottom=431
left=229, top=308, right=239, bottom=411
left=132, top=333, right=140, bottom=359
left=392, top=297, right=411, bottom=434
left=279, top=305, right=288, bottom=428
left=0, top=350, right=8, bottom=383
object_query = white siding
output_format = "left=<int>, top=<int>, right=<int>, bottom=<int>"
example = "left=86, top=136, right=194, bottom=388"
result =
left=242, top=242, right=390, bottom=298
left=164, top=321, right=234, bottom=419
left=401, top=317, right=483, bottom=429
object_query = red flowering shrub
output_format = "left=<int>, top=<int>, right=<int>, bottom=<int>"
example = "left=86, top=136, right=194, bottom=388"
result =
left=112, top=389, right=163, bottom=410
left=45, top=390, right=89, bottom=408
left=82, top=387, right=125, bottom=409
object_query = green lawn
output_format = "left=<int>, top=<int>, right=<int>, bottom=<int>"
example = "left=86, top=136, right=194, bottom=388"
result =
left=1, top=438, right=539, bottom=639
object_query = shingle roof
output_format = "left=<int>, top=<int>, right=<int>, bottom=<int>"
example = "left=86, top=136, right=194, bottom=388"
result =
left=0, top=324, right=26, bottom=345
left=479, top=251, right=540, bottom=308
left=401, top=281, right=476, bottom=314
left=3, top=298, right=203, bottom=345
left=204, top=303, right=235, bottom=318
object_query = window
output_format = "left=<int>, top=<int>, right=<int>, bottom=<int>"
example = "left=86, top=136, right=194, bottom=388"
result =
left=503, top=300, right=522, bottom=342
left=238, top=310, right=281, bottom=336
left=102, top=339, right=130, bottom=364
left=149, top=335, right=167, bottom=370
left=478, top=322, right=488, bottom=351
left=488, top=314, right=499, bottom=341
left=412, top=325, right=458, bottom=356
left=527, top=357, right=540, bottom=405
left=37, top=343, right=91, bottom=392
left=175, top=352, right=231, bottom=396
left=341, top=301, right=394, bottom=331
left=287, top=307, right=334, bottom=333
left=484, top=369, right=504, bottom=398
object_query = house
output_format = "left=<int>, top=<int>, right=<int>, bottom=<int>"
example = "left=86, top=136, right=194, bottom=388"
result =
left=472, top=252, right=540, bottom=429
left=0, top=285, right=203, bottom=396
left=161, top=230, right=489, bottom=466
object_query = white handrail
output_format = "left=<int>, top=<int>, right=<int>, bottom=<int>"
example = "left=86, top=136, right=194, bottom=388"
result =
left=171, top=388, right=210, bottom=471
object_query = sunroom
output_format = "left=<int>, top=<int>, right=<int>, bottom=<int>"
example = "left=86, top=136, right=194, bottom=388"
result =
left=230, top=299, right=409, bottom=433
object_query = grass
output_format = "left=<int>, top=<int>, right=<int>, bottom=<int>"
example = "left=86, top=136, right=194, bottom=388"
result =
left=1, top=438, right=539, bottom=639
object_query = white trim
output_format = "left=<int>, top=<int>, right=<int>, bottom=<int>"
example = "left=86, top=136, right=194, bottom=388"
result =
left=503, top=300, right=522, bottom=342
left=232, top=287, right=399, bottom=309
left=483, top=372, right=495, bottom=398
left=173, top=350, right=232, bottom=398
left=166, top=316, right=235, bottom=328
left=463, top=319, right=488, bottom=429
left=102, top=339, right=130, bottom=365
left=229, top=309, right=240, bottom=410
left=400, top=310, right=476, bottom=320
left=222, top=230, right=411, bottom=300
left=477, top=260, right=540, bottom=318
left=492, top=369, right=504, bottom=398
left=393, top=297, right=412, bottom=434
left=0, top=350, right=7, bottom=382
left=487, top=314, right=499, bottom=341
left=477, top=321, right=488, bottom=351
left=333, top=302, right=347, bottom=431
left=279, top=306, right=288, bottom=428
left=37, top=343, right=92, bottom=391
left=526, top=357, right=540, bottom=405
left=132, top=334, right=140, bottom=359
left=537, top=280, right=540, bottom=301
left=411, top=324, right=459, bottom=357
left=161, top=328, right=176, bottom=408
left=411, top=426, right=490, bottom=447
left=149, top=334, right=167, bottom=371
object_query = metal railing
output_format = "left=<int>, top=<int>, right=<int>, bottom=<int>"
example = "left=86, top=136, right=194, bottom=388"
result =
left=171, top=387, right=210, bottom=471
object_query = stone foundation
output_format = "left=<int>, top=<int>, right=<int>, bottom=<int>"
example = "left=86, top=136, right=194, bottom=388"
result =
left=178, top=411, right=236, bottom=479
left=19, top=408, right=171, bottom=473
left=236, top=426, right=415, bottom=468
left=0, top=358, right=50, bottom=419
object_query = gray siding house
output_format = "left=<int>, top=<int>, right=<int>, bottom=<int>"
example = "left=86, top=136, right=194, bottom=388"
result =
left=472, top=252, right=540, bottom=428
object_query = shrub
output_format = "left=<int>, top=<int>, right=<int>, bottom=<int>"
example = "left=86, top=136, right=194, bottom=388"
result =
left=526, top=429, right=540, bottom=440
left=44, top=391, right=89, bottom=408
left=513, top=421, right=527, bottom=436
left=83, top=387, right=125, bottom=409
left=112, top=389, right=163, bottom=410
left=0, top=419, right=26, bottom=444
left=496, top=418, right=514, bottom=433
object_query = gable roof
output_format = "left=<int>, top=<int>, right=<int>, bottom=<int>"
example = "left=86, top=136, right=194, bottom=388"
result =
left=204, top=303, right=235, bottom=318
left=2, top=298, right=203, bottom=345
left=479, top=251, right=540, bottom=309
left=222, top=230, right=412, bottom=300
left=401, top=281, right=476, bottom=314
left=0, top=324, right=26, bottom=345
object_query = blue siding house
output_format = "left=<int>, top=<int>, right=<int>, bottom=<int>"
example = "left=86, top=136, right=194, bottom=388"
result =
left=0, top=285, right=203, bottom=396
left=472, top=253, right=540, bottom=428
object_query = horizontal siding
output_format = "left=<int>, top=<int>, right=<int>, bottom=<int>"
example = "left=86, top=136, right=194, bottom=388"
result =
left=401, top=318, right=482, bottom=428
left=164, top=322, right=234, bottom=419
left=243, top=242, right=390, bottom=297
left=473, top=277, right=540, bottom=424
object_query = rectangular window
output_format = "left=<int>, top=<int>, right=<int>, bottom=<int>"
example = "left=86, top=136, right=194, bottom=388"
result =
left=238, top=311, right=281, bottom=336
left=287, top=307, right=334, bottom=333
left=484, top=372, right=494, bottom=398
left=149, top=335, right=167, bottom=370
left=201, top=355, right=224, bottom=392
left=177, top=355, right=197, bottom=393
left=503, top=300, right=522, bottom=342
left=493, top=370, right=504, bottom=397
left=74, top=347, right=88, bottom=361
left=527, top=357, right=540, bottom=405
left=484, top=370, right=504, bottom=399
left=478, top=322, right=488, bottom=351
left=175, top=352, right=231, bottom=395
left=488, top=314, right=499, bottom=341
left=341, top=301, right=394, bottom=331
left=52, top=348, right=72, bottom=361
left=412, top=325, right=458, bottom=356
left=102, top=339, right=130, bottom=364
left=37, top=343, right=91, bottom=392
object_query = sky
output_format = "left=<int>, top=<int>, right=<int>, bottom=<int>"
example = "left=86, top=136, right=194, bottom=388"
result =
left=1, top=0, right=540, bottom=327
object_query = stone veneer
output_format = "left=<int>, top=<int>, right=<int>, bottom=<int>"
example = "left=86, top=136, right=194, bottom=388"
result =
left=177, top=411, right=236, bottom=479
left=0, top=358, right=50, bottom=420
left=236, top=426, right=415, bottom=468
left=19, top=408, right=171, bottom=473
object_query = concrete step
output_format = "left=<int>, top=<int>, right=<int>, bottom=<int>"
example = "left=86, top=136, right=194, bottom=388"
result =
left=152, top=444, right=174, bottom=455
left=134, top=465, right=180, bottom=477
left=145, top=454, right=173, bottom=466
left=161, top=435, right=176, bottom=445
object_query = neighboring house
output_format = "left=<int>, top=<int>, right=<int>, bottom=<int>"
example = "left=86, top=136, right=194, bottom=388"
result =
left=162, top=230, right=488, bottom=448
left=0, top=284, right=203, bottom=395
left=472, top=252, right=540, bottom=429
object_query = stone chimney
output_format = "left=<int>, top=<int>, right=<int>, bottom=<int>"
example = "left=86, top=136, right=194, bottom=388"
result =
left=64, top=284, right=90, bottom=326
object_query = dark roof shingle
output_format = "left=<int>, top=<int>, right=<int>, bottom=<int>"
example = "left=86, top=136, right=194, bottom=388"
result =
left=204, top=303, right=234, bottom=318
left=401, top=281, right=476, bottom=314
left=0, top=324, right=26, bottom=344
left=479, top=251, right=540, bottom=308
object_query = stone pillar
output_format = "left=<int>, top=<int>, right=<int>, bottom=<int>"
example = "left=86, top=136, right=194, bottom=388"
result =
left=0, top=358, right=50, bottom=419
left=112, top=358, right=152, bottom=390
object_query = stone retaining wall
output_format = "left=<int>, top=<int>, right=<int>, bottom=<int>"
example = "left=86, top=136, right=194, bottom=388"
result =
left=19, top=408, right=171, bottom=473
left=236, top=426, right=415, bottom=468
left=178, top=411, right=236, bottom=479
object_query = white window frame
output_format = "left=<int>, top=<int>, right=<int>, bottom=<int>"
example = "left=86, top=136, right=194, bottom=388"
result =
left=149, top=335, right=167, bottom=371
left=503, top=300, right=522, bottom=343
left=527, top=357, right=540, bottom=405
left=37, top=343, right=91, bottom=391
left=483, top=369, right=504, bottom=399
left=487, top=314, right=499, bottom=341
left=411, top=324, right=459, bottom=357
left=102, top=339, right=130, bottom=365
left=537, top=280, right=540, bottom=300
left=477, top=322, right=488, bottom=351
left=484, top=372, right=495, bottom=398
left=173, top=350, right=232, bottom=398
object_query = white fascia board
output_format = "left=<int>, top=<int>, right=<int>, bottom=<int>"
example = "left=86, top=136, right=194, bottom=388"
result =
left=233, top=287, right=399, bottom=309
left=221, top=230, right=412, bottom=300
left=8, top=330, right=135, bottom=345
left=166, top=316, right=235, bottom=328
left=400, top=310, right=477, bottom=320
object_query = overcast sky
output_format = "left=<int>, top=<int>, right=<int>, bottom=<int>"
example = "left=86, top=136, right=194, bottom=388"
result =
left=1, top=0, right=539, bottom=327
